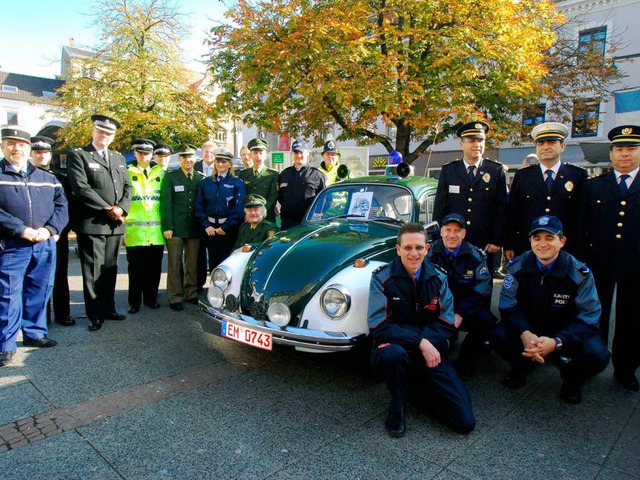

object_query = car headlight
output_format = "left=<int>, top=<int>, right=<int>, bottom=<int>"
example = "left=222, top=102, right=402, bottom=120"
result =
left=320, top=285, right=351, bottom=319
left=211, top=265, right=232, bottom=290
left=207, top=286, right=225, bottom=309
left=267, top=302, right=291, bottom=327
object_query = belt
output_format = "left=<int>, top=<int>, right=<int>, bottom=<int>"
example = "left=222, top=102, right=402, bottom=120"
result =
left=208, top=217, right=227, bottom=224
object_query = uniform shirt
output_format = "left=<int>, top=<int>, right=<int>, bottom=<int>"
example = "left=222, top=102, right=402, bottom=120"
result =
left=499, top=250, right=601, bottom=347
left=234, top=219, right=277, bottom=249
left=368, top=257, right=456, bottom=350
left=160, top=169, right=205, bottom=238
left=195, top=174, right=246, bottom=232
left=428, top=239, right=492, bottom=319
left=67, top=144, right=131, bottom=235
left=237, top=166, right=278, bottom=222
left=506, top=162, right=587, bottom=255
left=0, top=160, right=68, bottom=239
left=278, top=165, right=326, bottom=228
left=433, top=158, right=507, bottom=248
left=576, top=170, right=640, bottom=281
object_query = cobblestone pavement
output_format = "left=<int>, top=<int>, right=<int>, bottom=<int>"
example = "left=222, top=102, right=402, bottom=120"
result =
left=0, top=246, right=638, bottom=479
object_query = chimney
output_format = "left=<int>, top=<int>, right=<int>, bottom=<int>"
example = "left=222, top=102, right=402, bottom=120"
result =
left=70, top=37, right=75, bottom=47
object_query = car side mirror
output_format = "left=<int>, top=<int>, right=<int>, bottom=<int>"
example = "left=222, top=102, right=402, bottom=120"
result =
left=423, top=221, right=440, bottom=243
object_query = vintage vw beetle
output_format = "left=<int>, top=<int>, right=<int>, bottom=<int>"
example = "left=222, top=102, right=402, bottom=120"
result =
left=199, top=171, right=438, bottom=352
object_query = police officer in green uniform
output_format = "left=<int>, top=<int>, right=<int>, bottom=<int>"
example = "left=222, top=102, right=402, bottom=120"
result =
left=237, top=138, right=278, bottom=222
left=125, top=139, right=165, bottom=313
left=234, top=194, right=277, bottom=249
left=160, top=145, right=205, bottom=311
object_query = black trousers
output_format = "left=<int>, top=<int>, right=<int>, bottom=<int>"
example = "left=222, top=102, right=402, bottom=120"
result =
left=126, top=245, right=164, bottom=307
left=47, top=226, right=71, bottom=323
left=197, top=234, right=216, bottom=290
left=201, top=226, right=239, bottom=278
left=595, top=276, right=640, bottom=376
left=371, top=343, right=476, bottom=434
left=77, top=234, right=122, bottom=321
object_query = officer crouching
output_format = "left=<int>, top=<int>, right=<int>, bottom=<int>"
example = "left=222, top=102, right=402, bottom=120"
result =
left=234, top=194, right=276, bottom=249
left=491, top=215, right=610, bottom=404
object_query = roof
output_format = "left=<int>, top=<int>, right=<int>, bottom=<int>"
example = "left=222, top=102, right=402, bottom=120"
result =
left=0, top=71, right=65, bottom=104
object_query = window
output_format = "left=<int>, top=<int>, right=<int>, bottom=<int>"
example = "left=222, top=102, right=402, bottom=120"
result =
left=213, top=129, right=227, bottom=143
left=578, top=27, right=607, bottom=64
left=6, top=111, right=18, bottom=125
left=1, top=85, right=18, bottom=93
left=522, top=104, right=546, bottom=138
left=42, top=91, right=57, bottom=98
left=571, top=99, right=600, bottom=138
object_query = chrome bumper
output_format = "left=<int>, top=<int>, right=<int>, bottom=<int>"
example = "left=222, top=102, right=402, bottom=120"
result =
left=199, top=301, right=365, bottom=352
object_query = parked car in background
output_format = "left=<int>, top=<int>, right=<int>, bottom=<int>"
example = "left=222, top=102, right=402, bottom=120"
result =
left=200, top=169, right=439, bottom=353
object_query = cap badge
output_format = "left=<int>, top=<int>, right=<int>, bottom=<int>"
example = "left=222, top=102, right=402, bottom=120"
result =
left=539, top=216, right=549, bottom=225
left=474, top=123, right=482, bottom=129
left=622, top=127, right=632, bottom=135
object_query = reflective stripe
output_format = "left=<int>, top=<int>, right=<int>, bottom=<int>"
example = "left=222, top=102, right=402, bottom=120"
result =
left=208, top=217, right=227, bottom=224
left=131, top=195, right=161, bottom=201
left=0, top=180, right=62, bottom=188
left=126, top=221, right=162, bottom=227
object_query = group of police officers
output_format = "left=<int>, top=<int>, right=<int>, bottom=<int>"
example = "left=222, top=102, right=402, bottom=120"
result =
left=0, top=116, right=638, bottom=440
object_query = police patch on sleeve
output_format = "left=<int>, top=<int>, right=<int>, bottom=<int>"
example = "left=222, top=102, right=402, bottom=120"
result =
left=503, top=274, right=514, bottom=289
left=478, top=267, right=491, bottom=278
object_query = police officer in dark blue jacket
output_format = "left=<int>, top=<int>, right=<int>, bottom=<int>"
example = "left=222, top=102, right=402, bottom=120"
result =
left=368, top=223, right=475, bottom=437
left=491, top=216, right=610, bottom=404
left=0, top=126, right=68, bottom=367
left=428, top=213, right=497, bottom=377
left=195, top=147, right=246, bottom=271
left=278, top=140, right=326, bottom=230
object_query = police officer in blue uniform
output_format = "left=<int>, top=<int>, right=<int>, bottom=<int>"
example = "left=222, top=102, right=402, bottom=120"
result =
left=0, top=126, right=68, bottom=367
left=433, top=121, right=507, bottom=273
left=195, top=147, right=246, bottom=271
left=505, top=122, right=587, bottom=259
left=428, top=213, right=498, bottom=377
left=368, top=223, right=476, bottom=437
left=492, top=216, right=610, bottom=404
left=577, top=125, right=640, bottom=391
left=68, top=115, right=131, bottom=331
left=278, top=140, right=326, bottom=230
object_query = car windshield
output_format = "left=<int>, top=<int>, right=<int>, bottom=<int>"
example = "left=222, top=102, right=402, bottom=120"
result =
left=306, top=183, right=414, bottom=223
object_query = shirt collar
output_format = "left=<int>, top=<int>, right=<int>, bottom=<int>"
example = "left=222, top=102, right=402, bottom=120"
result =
left=463, top=159, right=482, bottom=171
left=615, top=167, right=639, bottom=182
left=539, top=161, right=561, bottom=176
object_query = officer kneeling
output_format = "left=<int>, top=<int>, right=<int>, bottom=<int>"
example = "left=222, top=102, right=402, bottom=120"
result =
left=234, top=194, right=276, bottom=249
left=368, top=223, right=476, bottom=437
left=491, top=215, right=610, bottom=404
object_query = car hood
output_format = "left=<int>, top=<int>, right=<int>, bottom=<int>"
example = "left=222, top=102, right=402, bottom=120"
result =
left=240, top=220, right=397, bottom=321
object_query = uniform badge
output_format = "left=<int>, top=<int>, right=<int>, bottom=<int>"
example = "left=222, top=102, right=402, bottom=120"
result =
left=482, top=173, right=491, bottom=183
left=565, top=181, right=574, bottom=192
left=503, top=274, right=514, bottom=289
left=478, top=267, right=490, bottom=278
left=267, top=230, right=275, bottom=238
left=622, top=127, right=632, bottom=135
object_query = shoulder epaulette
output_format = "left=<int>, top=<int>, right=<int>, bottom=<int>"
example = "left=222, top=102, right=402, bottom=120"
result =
left=483, top=158, right=502, bottom=166
left=443, top=159, right=460, bottom=166
left=430, top=262, right=448, bottom=275
left=564, top=162, right=587, bottom=171
left=588, top=171, right=608, bottom=180
left=372, top=263, right=389, bottom=275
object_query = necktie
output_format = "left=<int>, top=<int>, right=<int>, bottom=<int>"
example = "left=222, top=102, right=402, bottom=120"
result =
left=187, top=173, right=192, bottom=180
left=545, top=169, right=554, bottom=193
left=619, top=174, right=630, bottom=196
left=410, top=274, right=417, bottom=285
left=467, top=165, right=476, bottom=183
left=448, top=253, right=454, bottom=267
left=102, top=151, right=108, bottom=164
left=254, top=169, right=259, bottom=176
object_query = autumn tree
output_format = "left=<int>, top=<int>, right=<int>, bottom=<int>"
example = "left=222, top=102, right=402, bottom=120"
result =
left=56, top=0, right=218, bottom=151
left=207, top=0, right=617, bottom=163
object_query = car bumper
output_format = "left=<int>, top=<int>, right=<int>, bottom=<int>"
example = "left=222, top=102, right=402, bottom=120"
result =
left=199, top=300, right=366, bottom=352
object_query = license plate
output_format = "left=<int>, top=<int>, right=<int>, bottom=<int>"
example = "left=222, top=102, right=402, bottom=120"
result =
left=221, top=321, right=273, bottom=351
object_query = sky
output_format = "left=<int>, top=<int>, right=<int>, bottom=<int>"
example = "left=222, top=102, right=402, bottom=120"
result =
left=0, top=0, right=229, bottom=79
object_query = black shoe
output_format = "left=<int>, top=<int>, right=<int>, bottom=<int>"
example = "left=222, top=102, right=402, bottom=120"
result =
left=384, top=409, right=405, bottom=438
left=615, top=372, right=640, bottom=392
left=502, top=371, right=527, bottom=390
left=558, top=383, right=582, bottom=404
left=104, top=311, right=126, bottom=321
left=88, top=319, right=102, bottom=331
left=186, top=297, right=198, bottom=305
left=0, top=351, right=15, bottom=367
left=144, top=302, right=161, bottom=309
left=128, top=306, right=140, bottom=314
left=169, top=303, right=184, bottom=311
left=22, top=337, right=57, bottom=348
left=55, top=316, right=76, bottom=327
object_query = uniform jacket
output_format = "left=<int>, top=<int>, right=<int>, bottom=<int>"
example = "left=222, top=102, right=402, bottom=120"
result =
left=368, top=257, right=456, bottom=350
left=125, top=162, right=165, bottom=246
left=506, top=163, right=587, bottom=255
left=234, top=220, right=277, bottom=249
left=428, top=239, right=492, bottom=319
left=67, top=144, right=131, bottom=235
left=160, top=169, right=205, bottom=238
left=576, top=171, right=640, bottom=281
left=0, top=160, right=68, bottom=240
left=499, top=250, right=601, bottom=347
left=195, top=174, right=246, bottom=232
left=433, top=158, right=507, bottom=248
left=319, top=162, right=339, bottom=185
left=237, top=167, right=278, bottom=222
left=278, top=165, right=326, bottom=228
